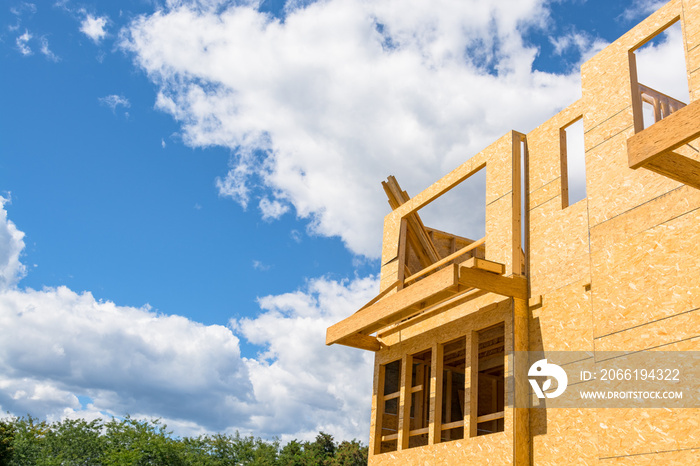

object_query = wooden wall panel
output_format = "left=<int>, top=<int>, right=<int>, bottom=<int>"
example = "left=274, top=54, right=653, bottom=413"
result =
left=596, top=309, right=700, bottom=352
left=591, top=209, right=700, bottom=337
left=529, top=279, right=593, bottom=352
left=530, top=408, right=597, bottom=466
left=528, top=198, right=589, bottom=297
left=596, top=408, right=700, bottom=459
left=599, top=448, right=700, bottom=465
left=585, top=130, right=681, bottom=227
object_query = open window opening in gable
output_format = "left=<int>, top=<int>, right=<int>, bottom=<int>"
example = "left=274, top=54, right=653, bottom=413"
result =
left=476, top=323, right=505, bottom=436
left=378, top=359, right=401, bottom=453
left=382, top=168, right=486, bottom=290
left=440, top=337, right=466, bottom=442
left=560, top=117, right=586, bottom=208
left=631, top=20, right=689, bottom=131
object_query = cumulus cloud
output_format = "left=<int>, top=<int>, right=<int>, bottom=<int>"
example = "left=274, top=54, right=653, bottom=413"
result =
left=0, top=196, right=26, bottom=290
left=259, top=196, right=289, bottom=220
left=80, top=14, right=108, bottom=43
left=0, top=200, right=375, bottom=440
left=121, top=0, right=583, bottom=257
left=236, top=275, right=377, bottom=442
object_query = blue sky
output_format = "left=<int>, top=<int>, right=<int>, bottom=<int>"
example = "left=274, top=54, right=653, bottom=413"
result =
left=0, top=0, right=676, bottom=441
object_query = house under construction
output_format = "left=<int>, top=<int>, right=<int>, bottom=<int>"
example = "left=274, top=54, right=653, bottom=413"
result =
left=326, top=0, right=700, bottom=464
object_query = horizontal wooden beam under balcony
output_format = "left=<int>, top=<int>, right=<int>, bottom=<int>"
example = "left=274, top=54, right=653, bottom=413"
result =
left=627, top=98, right=700, bottom=190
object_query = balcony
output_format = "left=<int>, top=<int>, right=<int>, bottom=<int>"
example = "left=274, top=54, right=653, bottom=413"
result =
left=628, top=84, right=700, bottom=190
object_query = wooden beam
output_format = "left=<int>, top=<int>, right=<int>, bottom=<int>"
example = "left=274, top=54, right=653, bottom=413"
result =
left=645, top=151, right=700, bottom=190
left=336, top=333, right=381, bottom=352
left=441, top=420, right=464, bottom=430
left=627, top=97, right=700, bottom=189
left=476, top=411, right=505, bottom=423
left=382, top=176, right=441, bottom=267
left=458, top=266, right=527, bottom=300
left=354, top=279, right=400, bottom=314
left=403, top=237, right=486, bottom=285
left=462, top=256, right=505, bottom=275
left=326, top=265, right=458, bottom=345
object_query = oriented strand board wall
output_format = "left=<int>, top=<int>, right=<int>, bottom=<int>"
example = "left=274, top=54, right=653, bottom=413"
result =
left=527, top=0, right=700, bottom=463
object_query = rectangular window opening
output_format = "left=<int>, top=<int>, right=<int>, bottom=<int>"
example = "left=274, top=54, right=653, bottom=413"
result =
left=407, top=349, right=432, bottom=449
left=476, top=323, right=505, bottom=436
left=395, top=168, right=486, bottom=287
left=379, top=360, right=401, bottom=453
left=440, top=337, right=466, bottom=443
left=560, top=118, right=586, bottom=208
left=632, top=20, right=689, bottom=131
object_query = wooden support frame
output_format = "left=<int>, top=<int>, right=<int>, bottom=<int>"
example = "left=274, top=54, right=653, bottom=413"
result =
left=627, top=98, right=700, bottom=190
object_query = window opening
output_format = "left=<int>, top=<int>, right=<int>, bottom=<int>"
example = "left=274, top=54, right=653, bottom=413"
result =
left=384, top=169, right=486, bottom=289
left=379, top=360, right=401, bottom=453
left=632, top=20, right=689, bottom=130
left=561, top=117, right=586, bottom=208
left=441, top=337, right=466, bottom=442
left=407, top=349, right=432, bottom=448
left=476, top=323, right=505, bottom=436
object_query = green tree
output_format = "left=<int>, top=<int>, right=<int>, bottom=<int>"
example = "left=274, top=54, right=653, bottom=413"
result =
left=0, top=418, right=15, bottom=466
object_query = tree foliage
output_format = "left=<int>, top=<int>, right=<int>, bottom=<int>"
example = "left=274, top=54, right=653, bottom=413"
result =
left=0, top=415, right=367, bottom=466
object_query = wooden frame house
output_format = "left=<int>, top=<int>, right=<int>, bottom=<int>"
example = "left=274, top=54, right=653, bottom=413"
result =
left=327, top=1, right=700, bottom=463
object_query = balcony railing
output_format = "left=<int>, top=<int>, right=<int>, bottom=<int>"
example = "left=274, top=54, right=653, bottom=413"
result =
left=638, top=83, right=686, bottom=126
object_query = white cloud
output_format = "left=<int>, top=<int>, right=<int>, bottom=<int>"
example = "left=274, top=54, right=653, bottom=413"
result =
left=16, top=30, right=32, bottom=55
left=0, top=196, right=26, bottom=290
left=549, top=30, right=608, bottom=64
left=236, top=275, right=377, bottom=442
left=259, top=196, right=289, bottom=220
left=620, top=0, right=667, bottom=22
left=80, top=14, right=108, bottom=43
left=122, top=0, right=582, bottom=257
left=0, top=200, right=375, bottom=440
left=252, top=259, right=271, bottom=271
left=40, top=36, right=59, bottom=62
left=98, top=94, right=131, bottom=113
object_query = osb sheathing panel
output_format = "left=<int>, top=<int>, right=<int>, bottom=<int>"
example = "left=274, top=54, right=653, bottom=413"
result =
left=486, top=195, right=516, bottom=276
left=369, top=434, right=512, bottom=466
left=599, top=448, right=700, bottom=465
left=530, top=408, right=597, bottom=466
left=591, top=209, right=700, bottom=337
left=584, top=106, right=633, bottom=152
left=689, top=69, right=700, bottom=102
left=529, top=279, right=593, bottom=352
left=585, top=131, right=682, bottom=227
left=580, top=0, right=681, bottom=131
left=595, top=308, right=700, bottom=352
left=380, top=214, right=400, bottom=273
left=529, top=179, right=562, bottom=211
left=596, top=408, right=700, bottom=458
left=528, top=197, right=589, bottom=296
left=526, top=99, right=584, bottom=192
left=589, top=186, right=700, bottom=253
left=682, top=0, right=700, bottom=58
